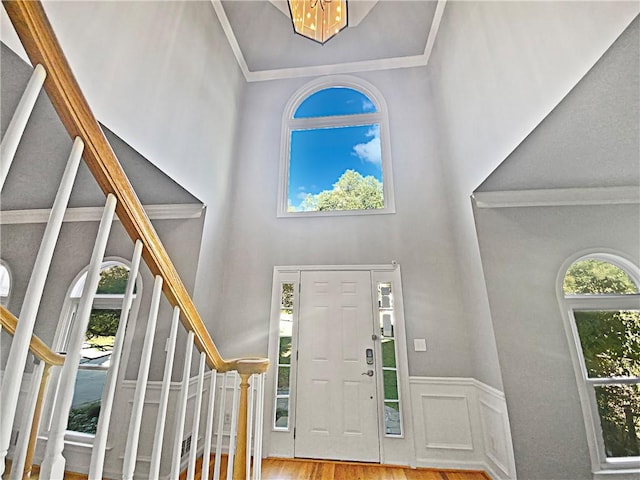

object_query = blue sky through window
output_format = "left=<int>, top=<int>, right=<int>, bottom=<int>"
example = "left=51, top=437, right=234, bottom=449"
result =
left=294, top=87, right=377, bottom=118
left=288, top=87, right=383, bottom=212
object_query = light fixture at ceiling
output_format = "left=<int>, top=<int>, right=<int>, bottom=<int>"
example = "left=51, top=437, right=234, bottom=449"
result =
left=288, top=0, right=348, bottom=45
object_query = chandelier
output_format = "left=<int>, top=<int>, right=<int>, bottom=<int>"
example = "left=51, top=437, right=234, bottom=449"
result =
left=288, top=0, right=348, bottom=45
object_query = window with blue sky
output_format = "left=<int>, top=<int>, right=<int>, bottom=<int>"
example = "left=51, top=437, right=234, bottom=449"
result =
left=280, top=84, right=394, bottom=216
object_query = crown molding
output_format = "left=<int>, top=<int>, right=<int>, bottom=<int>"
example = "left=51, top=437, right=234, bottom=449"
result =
left=211, top=0, right=447, bottom=82
left=472, top=186, right=640, bottom=209
left=0, top=203, right=205, bottom=225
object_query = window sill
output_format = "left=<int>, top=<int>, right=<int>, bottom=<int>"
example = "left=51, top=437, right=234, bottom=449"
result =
left=593, top=465, right=640, bottom=479
left=37, top=432, right=96, bottom=449
left=278, top=207, right=396, bottom=218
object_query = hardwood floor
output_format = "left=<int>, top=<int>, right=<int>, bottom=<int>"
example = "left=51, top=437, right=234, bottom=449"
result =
left=6, top=456, right=491, bottom=479
left=259, top=458, right=490, bottom=480
left=205, top=456, right=490, bottom=480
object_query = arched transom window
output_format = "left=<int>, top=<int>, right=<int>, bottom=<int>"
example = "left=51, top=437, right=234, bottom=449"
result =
left=279, top=77, right=395, bottom=217
left=560, top=255, right=640, bottom=472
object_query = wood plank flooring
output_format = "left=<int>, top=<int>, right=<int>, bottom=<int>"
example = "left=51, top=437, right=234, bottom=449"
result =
left=206, top=456, right=490, bottom=480
left=7, top=456, right=491, bottom=479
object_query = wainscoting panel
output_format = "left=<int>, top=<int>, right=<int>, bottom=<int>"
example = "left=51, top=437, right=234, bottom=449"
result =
left=477, top=382, right=515, bottom=480
left=409, top=377, right=516, bottom=480
left=422, top=394, right=474, bottom=450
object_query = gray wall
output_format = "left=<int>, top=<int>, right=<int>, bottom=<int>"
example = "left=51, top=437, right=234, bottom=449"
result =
left=427, top=1, right=639, bottom=389
left=1, top=36, right=208, bottom=475
left=475, top=205, right=639, bottom=479
left=1, top=44, right=202, bottom=210
left=3, top=1, right=639, bottom=474
left=217, top=67, right=473, bottom=378
left=1, top=1, right=247, bottom=342
left=0, top=35, right=207, bottom=443
left=474, top=18, right=640, bottom=480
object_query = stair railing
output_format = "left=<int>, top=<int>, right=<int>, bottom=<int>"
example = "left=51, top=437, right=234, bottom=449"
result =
left=0, top=1, right=268, bottom=479
left=1, top=306, right=65, bottom=480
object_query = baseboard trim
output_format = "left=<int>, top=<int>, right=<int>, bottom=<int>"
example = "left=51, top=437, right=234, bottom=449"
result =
left=416, top=458, right=488, bottom=471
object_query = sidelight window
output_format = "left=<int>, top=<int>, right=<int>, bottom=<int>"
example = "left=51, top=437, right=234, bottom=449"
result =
left=274, top=282, right=294, bottom=430
left=378, top=281, right=402, bottom=436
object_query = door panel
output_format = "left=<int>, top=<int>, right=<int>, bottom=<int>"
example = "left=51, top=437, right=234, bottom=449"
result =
left=295, top=271, right=380, bottom=462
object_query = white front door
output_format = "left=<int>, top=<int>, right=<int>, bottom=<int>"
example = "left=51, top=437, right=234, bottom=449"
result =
left=294, top=270, right=380, bottom=462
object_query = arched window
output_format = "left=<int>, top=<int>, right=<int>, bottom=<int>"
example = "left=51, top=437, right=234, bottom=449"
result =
left=560, top=254, right=640, bottom=472
left=278, top=76, right=395, bottom=217
left=0, top=262, right=11, bottom=307
left=57, top=261, right=140, bottom=436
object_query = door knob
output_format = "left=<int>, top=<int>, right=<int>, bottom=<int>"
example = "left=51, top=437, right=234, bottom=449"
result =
left=361, top=370, right=374, bottom=377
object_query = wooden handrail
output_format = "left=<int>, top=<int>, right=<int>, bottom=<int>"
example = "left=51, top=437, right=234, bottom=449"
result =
left=0, top=305, right=64, bottom=366
left=2, top=0, right=267, bottom=375
left=1, top=305, right=63, bottom=479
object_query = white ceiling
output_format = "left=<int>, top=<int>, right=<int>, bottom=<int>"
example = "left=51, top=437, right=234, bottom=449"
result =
left=213, top=0, right=445, bottom=81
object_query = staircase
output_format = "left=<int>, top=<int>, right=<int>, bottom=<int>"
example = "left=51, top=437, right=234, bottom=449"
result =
left=0, top=1, right=268, bottom=478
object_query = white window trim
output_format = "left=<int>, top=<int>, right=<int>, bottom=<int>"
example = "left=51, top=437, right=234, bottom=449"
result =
left=43, top=258, right=142, bottom=446
left=277, top=75, right=396, bottom=218
left=0, top=259, right=12, bottom=307
left=557, top=251, right=640, bottom=474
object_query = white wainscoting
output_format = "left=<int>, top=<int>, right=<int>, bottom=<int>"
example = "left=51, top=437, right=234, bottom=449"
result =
left=410, top=377, right=516, bottom=480
left=27, top=371, right=240, bottom=480
left=102, top=371, right=241, bottom=480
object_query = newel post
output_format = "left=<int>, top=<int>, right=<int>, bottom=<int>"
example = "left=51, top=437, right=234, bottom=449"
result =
left=233, top=373, right=252, bottom=480
left=230, top=359, right=269, bottom=480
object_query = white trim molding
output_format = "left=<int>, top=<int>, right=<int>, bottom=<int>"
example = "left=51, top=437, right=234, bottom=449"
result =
left=0, top=203, right=205, bottom=225
left=264, top=264, right=414, bottom=466
left=409, top=377, right=516, bottom=480
left=556, top=253, right=640, bottom=476
left=472, top=186, right=640, bottom=209
left=278, top=75, right=396, bottom=218
left=210, top=0, right=447, bottom=82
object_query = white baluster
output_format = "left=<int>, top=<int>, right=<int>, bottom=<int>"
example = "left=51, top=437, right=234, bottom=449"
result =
left=0, top=138, right=83, bottom=474
left=122, top=274, right=163, bottom=480
left=0, top=64, right=46, bottom=192
left=0, top=322, right=2, bottom=457
left=170, top=331, right=195, bottom=480
left=89, top=239, right=142, bottom=480
left=246, top=375, right=255, bottom=479
left=213, top=373, right=228, bottom=480
left=202, top=369, right=217, bottom=480
left=39, top=193, right=117, bottom=479
left=149, top=306, right=180, bottom=480
left=9, top=358, right=45, bottom=480
left=253, top=373, right=265, bottom=480
left=187, top=353, right=206, bottom=480
left=226, top=373, right=240, bottom=480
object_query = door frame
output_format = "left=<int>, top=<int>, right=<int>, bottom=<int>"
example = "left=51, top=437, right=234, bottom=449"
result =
left=263, top=264, right=415, bottom=466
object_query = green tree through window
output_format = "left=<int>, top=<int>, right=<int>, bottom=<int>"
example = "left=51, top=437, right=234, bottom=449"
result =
left=298, top=170, right=383, bottom=212
left=564, top=258, right=640, bottom=459
left=564, top=259, right=637, bottom=295
left=281, top=81, right=395, bottom=216
left=67, top=264, right=132, bottom=434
